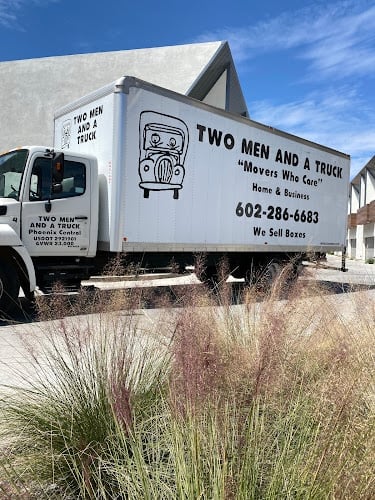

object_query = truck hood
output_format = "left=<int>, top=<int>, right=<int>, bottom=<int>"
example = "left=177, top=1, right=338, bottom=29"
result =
left=0, top=198, right=20, bottom=236
left=0, top=198, right=19, bottom=215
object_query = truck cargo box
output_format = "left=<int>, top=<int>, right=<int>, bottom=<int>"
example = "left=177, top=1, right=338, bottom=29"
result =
left=54, top=76, right=350, bottom=255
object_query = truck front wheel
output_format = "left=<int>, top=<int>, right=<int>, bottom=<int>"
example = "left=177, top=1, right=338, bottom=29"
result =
left=0, top=265, right=20, bottom=314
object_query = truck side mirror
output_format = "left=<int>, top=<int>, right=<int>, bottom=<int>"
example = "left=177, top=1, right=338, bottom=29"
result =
left=52, top=152, right=64, bottom=184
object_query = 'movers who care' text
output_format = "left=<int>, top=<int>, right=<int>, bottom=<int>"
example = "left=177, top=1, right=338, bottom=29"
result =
left=196, top=124, right=344, bottom=186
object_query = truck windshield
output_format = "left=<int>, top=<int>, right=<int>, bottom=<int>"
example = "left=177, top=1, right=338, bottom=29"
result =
left=0, top=149, right=29, bottom=200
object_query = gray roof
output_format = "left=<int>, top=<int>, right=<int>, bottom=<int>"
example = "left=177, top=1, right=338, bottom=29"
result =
left=0, top=41, right=248, bottom=151
left=351, top=155, right=375, bottom=186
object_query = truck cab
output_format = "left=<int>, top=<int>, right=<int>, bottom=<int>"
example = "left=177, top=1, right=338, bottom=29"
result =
left=0, top=147, right=98, bottom=312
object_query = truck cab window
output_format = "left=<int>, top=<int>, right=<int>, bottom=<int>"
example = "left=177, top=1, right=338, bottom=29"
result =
left=0, top=148, right=28, bottom=200
left=29, top=157, right=86, bottom=201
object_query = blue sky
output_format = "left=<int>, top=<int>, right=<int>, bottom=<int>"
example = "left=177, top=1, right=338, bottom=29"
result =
left=1, top=0, right=374, bottom=178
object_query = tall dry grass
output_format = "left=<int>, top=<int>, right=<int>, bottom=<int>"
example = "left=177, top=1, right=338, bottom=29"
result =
left=0, top=263, right=374, bottom=498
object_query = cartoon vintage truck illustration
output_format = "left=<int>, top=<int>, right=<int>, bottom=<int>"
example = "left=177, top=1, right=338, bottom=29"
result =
left=138, top=111, right=189, bottom=199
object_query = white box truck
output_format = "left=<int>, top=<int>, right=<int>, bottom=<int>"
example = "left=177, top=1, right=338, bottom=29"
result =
left=0, top=76, right=350, bottom=312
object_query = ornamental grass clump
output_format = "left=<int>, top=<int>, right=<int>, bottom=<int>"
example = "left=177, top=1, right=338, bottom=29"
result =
left=0, top=282, right=173, bottom=498
left=0, top=262, right=374, bottom=498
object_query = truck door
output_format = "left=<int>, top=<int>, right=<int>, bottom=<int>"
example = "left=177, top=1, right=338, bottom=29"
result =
left=21, top=154, right=92, bottom=256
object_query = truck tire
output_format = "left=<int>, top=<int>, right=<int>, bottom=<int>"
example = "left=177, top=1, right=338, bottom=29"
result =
left=232, top=263, right=256, bottom=284
left=0, top=265, right=20, bottom=314
left=261, top=261, right=281, bottom=286
left=195, top=265, right=218, bottom=285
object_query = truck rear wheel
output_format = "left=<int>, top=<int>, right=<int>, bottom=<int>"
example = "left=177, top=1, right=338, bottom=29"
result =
left=196, top=265, right=217, bottom=284
left=0, top=265, right=20, bottom=314
left=260, top=261, right=282, bottom=287
left=260, top=259, right=299, bottom=288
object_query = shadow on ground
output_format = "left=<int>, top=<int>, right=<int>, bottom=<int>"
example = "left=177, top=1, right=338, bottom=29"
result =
left=1, top=274, right=374, bottom=327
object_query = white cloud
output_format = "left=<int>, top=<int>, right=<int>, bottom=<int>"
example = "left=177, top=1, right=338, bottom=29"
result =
left=196, top=1, right=375, bottom=80
left=195, top=1, right=375, bottom=177
left=251, top=87, right=358, bottom=133
left=0, top=0, right=58, bottom=27
left=300, top=5, right=375, bottom=79
left=249, top=87, right=375, bottom=177
left=0, top=0, right=19, bottom=26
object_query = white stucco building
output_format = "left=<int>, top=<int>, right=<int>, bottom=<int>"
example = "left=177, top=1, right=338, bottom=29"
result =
left=347, top=156, right=375, bottom=261
left=0, top=41, right=248, bottom=152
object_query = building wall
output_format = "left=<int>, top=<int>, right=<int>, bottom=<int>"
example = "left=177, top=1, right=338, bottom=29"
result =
left=202, top=70, right=228, bottom=109
left=347, top=156, right=375, bottom=261
left=0, top=41, right=248, bottom=153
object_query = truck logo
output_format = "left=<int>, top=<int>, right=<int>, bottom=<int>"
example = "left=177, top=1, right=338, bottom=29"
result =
left=138, top=111, right=189, bottom=199
left=61, top=120, right=72, bottom=149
